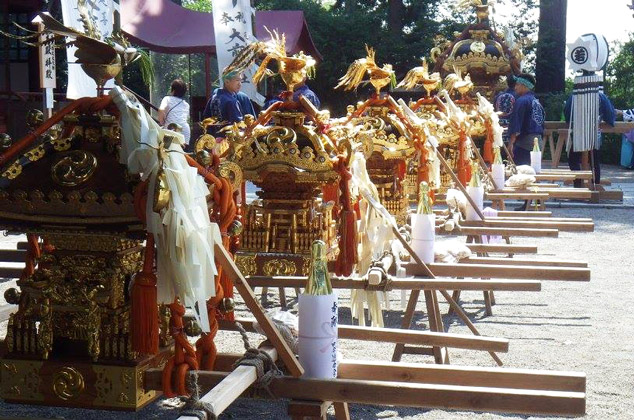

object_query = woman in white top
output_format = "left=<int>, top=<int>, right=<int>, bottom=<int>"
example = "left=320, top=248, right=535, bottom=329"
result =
left=158, top=79, right=191, bottom=146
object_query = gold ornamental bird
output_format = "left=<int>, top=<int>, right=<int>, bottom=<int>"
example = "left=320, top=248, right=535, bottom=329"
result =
left=456, top=0, right=496, bottom=22
left=335, top=45, right=396, bottom=96
left=397, top=58, right=441, bottom=97
left=443, top=67, right=473, bottom=97
left=222, top=29, right=316, bottom=93
left=3, top=2, right=151, bottom=91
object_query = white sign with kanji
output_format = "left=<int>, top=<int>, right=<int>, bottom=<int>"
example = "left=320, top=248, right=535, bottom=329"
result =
left=32, top=15, right=57, bottom=89
left=212, top=0, right=264, bottom=105
left=61, top=0, right=116, bottom=99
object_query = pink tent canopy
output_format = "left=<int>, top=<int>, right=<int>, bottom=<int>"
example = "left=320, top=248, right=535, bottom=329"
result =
left=120, top=0, right=322, bottom=59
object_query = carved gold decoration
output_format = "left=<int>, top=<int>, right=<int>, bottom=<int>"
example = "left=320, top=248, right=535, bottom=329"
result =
left=25, top=145, right=46, bottom=162
left=0, top=189, right=136, bottom=219
left=263, top=259, right=297, bottom=276
left=152, top=168, right=171, bottom=212
left=235, top=255, right=257, bottom=276
left=2, top=161, right=22, bottom=179
left=52, top=136, right=73, bottom=152
left=0, top=359, right=43, bottom=401
left=45, top=234, right=140, bottom=252
left=218, top=161, right=243, bottom=192
left=53, top=367, right=85, bottom=400
left=232, top=121, right=338, bottom=185
left=93, top=362, right=161, bottom=409
left=0, top=357, right=164, bottom=409
left=51, top=150, right=98, bottom=187
left=301, top=257, right=311, bottom=276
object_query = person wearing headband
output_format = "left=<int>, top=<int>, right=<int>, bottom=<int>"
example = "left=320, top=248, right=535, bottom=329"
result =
left=508, top=73, right=544, bottom=211
left=202, top=70, right=255, bottom=131
left=508, top=73, right=544, bottom=166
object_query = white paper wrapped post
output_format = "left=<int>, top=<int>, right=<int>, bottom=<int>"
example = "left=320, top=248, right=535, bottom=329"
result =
left=530, top=151, right=542, bottom=174
left=466, top=186, right=484, bottom=221
left=298, top=293, right=338, bottom=379
left=491, top=163, right=505, bottom=190
left=410, top=214, right=435, bottom=264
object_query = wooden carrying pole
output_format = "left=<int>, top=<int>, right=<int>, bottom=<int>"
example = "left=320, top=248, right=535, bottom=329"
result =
left=406, top=263, right=590, bottom=281
left=459, top=219, right=594, bottom=232
left=179, top=346, right=278, bottom=420
left=246, top=276, right=542, bottom=292
left=198, top=354, right=585, bottom=394
left=218, top=319, right=509, bottom=353
left=214, top=243, right=303, bottom=377
left=145, top=369, right=585, bottom=417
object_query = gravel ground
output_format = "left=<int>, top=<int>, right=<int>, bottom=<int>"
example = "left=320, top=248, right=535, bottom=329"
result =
left=1, top=206, right=633, bottom=420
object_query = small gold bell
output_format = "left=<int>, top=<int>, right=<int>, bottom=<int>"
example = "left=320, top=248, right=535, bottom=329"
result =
left=218, top=297, right=235, bottom=313
left=4, top=288, right=21, bottom=305
left=0, top=133, right=12, bottom=151
left=184, top=319, right=202, bottom=337
left=228, top=220, right=243, bottom=237
left=26, top=109, right=44, bottom=130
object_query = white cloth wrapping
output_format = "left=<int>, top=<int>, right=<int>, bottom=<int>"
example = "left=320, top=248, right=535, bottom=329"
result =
left=298, top=293, right=338, bottom=379
left=110, top=86, right=220, bottom=332
left=506, top=174, right=536, bottom=188
left=466, top=186, right=484, bottom=221
left=530, top=151, right=542, bottom=174
left=516, top=165, right=537, bottom=175
left=349, top=151, right=392, bottom=327
left=491, top=163, right=505, bottom=190
left=446, top=188, right=467, bottom=217
left=434, top=240, right=473, bottom=263
left=481, top=207, right=502, bottom=244
left=411, top=214, right=435, bottom=264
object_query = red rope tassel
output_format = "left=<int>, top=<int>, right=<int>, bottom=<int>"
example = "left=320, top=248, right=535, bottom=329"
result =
left=130, top=233, right=159, bottom=355
left=483, top=121, right=494, bottom=165
left=457, top=131, right=471, bottom=186
left=334, top=157, right=358, bottom=277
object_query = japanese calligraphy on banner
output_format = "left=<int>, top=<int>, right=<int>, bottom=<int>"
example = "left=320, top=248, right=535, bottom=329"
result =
left=40, top=31, right=56, bottom=88
left=212, top=0, right=264, bottom=105
left=61, top=0, right=116, bottom=99
left=32, top=16, right=56, bottom=89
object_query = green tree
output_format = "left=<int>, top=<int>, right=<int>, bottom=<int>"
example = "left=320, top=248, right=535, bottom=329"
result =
left=605, top=35, right=634, bottom=109
left=181, top=0, right=213, bottom=13
left=256, top=0, right=443, bottom=113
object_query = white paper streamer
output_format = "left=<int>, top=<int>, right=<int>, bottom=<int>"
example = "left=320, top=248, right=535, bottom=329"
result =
left=110, top=86, right=219, bottom=332
left=481, top=207, right=502, bottom=244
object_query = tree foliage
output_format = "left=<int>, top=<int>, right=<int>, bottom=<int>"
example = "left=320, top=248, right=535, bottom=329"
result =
left=256, top=0, right=445, bottom=113
left=181, top=0, right=213, bottom=13
left=605, top=35, right=634, bottom=109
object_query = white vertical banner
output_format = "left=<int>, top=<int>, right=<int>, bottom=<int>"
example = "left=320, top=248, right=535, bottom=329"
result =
left=32, top=16, right=57, bottom=89
left=212, top=0, right=264, bottom=105
left=61, top=0, right=116, bottom=99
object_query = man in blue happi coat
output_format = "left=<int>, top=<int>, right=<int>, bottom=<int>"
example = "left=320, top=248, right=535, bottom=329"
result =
left=508, top=73, right=545, bottom=166
left=265, top=75, right=321, bottom=109
left=494, top=75, right=517, bottom=144
left=202, top=71, right=256, bottom=135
